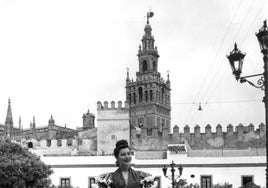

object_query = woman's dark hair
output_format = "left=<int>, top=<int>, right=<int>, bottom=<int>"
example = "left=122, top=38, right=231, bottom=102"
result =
left=113, top=139, right=129, bottom=159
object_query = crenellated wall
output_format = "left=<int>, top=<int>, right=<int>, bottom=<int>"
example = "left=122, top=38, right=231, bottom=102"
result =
left=97, top=101, right=130, bottom=155
left=131, top=123, right=266, bottom=150
left=15, top=131, right=97, bottom=156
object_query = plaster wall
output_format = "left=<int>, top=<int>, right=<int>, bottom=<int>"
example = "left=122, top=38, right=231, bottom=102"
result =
left=97, top=108, right=130, bottom=155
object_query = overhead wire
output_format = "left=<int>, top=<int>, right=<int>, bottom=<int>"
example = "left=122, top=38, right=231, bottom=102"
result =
left=191, top=0, right=266, bottom=126
left=201, top=0, right=266, bottom=107
left=184, top=0, right=244, bottom=126
left=172, top=99, right=261, bottom=105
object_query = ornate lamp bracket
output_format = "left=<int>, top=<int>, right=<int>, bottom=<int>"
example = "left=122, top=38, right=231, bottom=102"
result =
left=239, top=73, right=264, bottom=90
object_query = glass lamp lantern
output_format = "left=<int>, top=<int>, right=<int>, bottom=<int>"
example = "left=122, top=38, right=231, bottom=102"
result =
left=227, top=43, right=246, bottom=80
left=256, top=20, right=268, bottom=55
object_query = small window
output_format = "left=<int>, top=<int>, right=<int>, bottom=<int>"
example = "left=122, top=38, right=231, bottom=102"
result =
left=67, top=138, right=72, bottom=146
left=88, top=177, right=96, bottom=188
left=242, top=176, right=253, bottom=187
left=78, top=139, right=83, bottom=145
left=47, top=139, right=51, bottom=147
left=57, top=139, right=62, bottom=147
left=138, top=87, right=143, bottom=102
left=60, top=177, right=71, bottom=187
left=142, top=60, right=148, bottom=71
left=201, top=175, right=212, bottom=188
left=145, top=91, right=148, bottom=102
left=161, top=119, right=165, bottom=128
left=149, top=90, right=153, bottom=101
left=28, top=142, right=33, bottom=148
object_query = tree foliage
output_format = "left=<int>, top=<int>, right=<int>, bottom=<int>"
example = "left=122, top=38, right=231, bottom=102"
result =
left=0, top=139, right=53, bottom=188
left=239, top=182, right=261, bottom=188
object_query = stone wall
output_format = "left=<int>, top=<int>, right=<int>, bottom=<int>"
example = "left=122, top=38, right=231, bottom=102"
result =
left=131, top=123, right=266, bottom=150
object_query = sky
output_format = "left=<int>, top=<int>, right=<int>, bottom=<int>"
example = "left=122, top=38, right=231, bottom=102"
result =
left=0, top=0, right=267, bottom=132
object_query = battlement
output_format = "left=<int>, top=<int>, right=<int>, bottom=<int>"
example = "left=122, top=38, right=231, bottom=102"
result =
left=172, top=123, right=265, bottom=134
left=97, top=101, right=129, bottom=110
left=131, top=123, right=266, bottom=151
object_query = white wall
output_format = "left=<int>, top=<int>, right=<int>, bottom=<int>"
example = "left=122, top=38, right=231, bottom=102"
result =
left=97, top=109, right=130, bottom=155
left=41, top=154, right=266, bottom=188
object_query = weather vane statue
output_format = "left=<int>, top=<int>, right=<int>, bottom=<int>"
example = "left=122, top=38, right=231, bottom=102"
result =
left=146, top=10, right=154, bottom=24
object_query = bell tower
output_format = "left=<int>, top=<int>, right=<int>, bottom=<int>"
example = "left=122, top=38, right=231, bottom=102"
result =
left=126, top=11, right=171, bottom=133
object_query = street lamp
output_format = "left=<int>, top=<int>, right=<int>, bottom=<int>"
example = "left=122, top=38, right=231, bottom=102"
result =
left=227, top=20, right=268, bottom=187
left=162, top=161, right=183, bottom=188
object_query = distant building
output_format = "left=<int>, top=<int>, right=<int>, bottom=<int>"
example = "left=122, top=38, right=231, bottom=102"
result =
left=0, top=99, right=97, bottom=153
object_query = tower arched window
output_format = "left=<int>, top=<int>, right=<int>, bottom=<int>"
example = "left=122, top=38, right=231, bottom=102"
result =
left=138, top=87, right=143, bottom=102
left=142, top=60, right=148, bottom=72
left=145, top=91, right=148, bottom=102
left=153, top=61, right=157, bottom=71
left=150, top=90, right=153, bottom=101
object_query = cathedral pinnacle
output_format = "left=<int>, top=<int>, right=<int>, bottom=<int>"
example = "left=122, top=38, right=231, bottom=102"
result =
left=126, top=67, right=130, bottom=82
left=5, top=98, right=13, bottom=127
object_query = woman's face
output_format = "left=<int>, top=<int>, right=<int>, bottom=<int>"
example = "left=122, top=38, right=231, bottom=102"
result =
left=117, top=147, right=132, bottom=168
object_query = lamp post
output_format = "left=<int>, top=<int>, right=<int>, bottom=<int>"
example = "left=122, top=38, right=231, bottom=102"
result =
left=227, top=20, right=268, bottom=187
left=162, top=161, right=183, bottom=188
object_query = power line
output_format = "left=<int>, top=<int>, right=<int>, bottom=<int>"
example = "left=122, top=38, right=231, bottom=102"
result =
left=192, top=0, right=266, bottom=126
left=185, top=0, right=243, bottom=125
left=172, top=99, right=261, bottom=105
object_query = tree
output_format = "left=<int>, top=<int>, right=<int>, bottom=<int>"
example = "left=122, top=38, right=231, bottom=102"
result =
left=239, top=182, right=261, bottom=188
left=0, top=139, right=53, bottom=188
left=175, top=179, right=188, bottom=188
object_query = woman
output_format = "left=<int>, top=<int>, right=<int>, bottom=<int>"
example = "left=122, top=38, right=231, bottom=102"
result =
left=95, top=140, right=157, bottom=188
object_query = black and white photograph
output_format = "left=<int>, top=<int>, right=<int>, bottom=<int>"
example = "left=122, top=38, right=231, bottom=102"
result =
left=0, top=0, right=267, bottom=187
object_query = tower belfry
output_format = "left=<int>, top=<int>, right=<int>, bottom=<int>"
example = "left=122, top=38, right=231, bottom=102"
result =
left=126, top=11, right=171, bottom=132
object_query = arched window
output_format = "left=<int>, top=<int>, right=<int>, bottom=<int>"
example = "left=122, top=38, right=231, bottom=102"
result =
left=145, top=91, right=148, bottom=102
left=138, top=87, right=143, bottom=102
left=150, top=90, right=153, bottom=101
left=153, top=61, right=157, bottom=71
left=142, top=60, right=148, bottom=72
left=28, top=142, right=33, bottom=148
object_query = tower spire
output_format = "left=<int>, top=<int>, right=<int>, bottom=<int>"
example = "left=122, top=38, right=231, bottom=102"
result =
left=126, top=67, right=130, bottom=82
left=5, top=98, right=14, bottom=138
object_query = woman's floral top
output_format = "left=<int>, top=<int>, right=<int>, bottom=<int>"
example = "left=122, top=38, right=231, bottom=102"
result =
left=93, top=168, right=157, bottom=188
